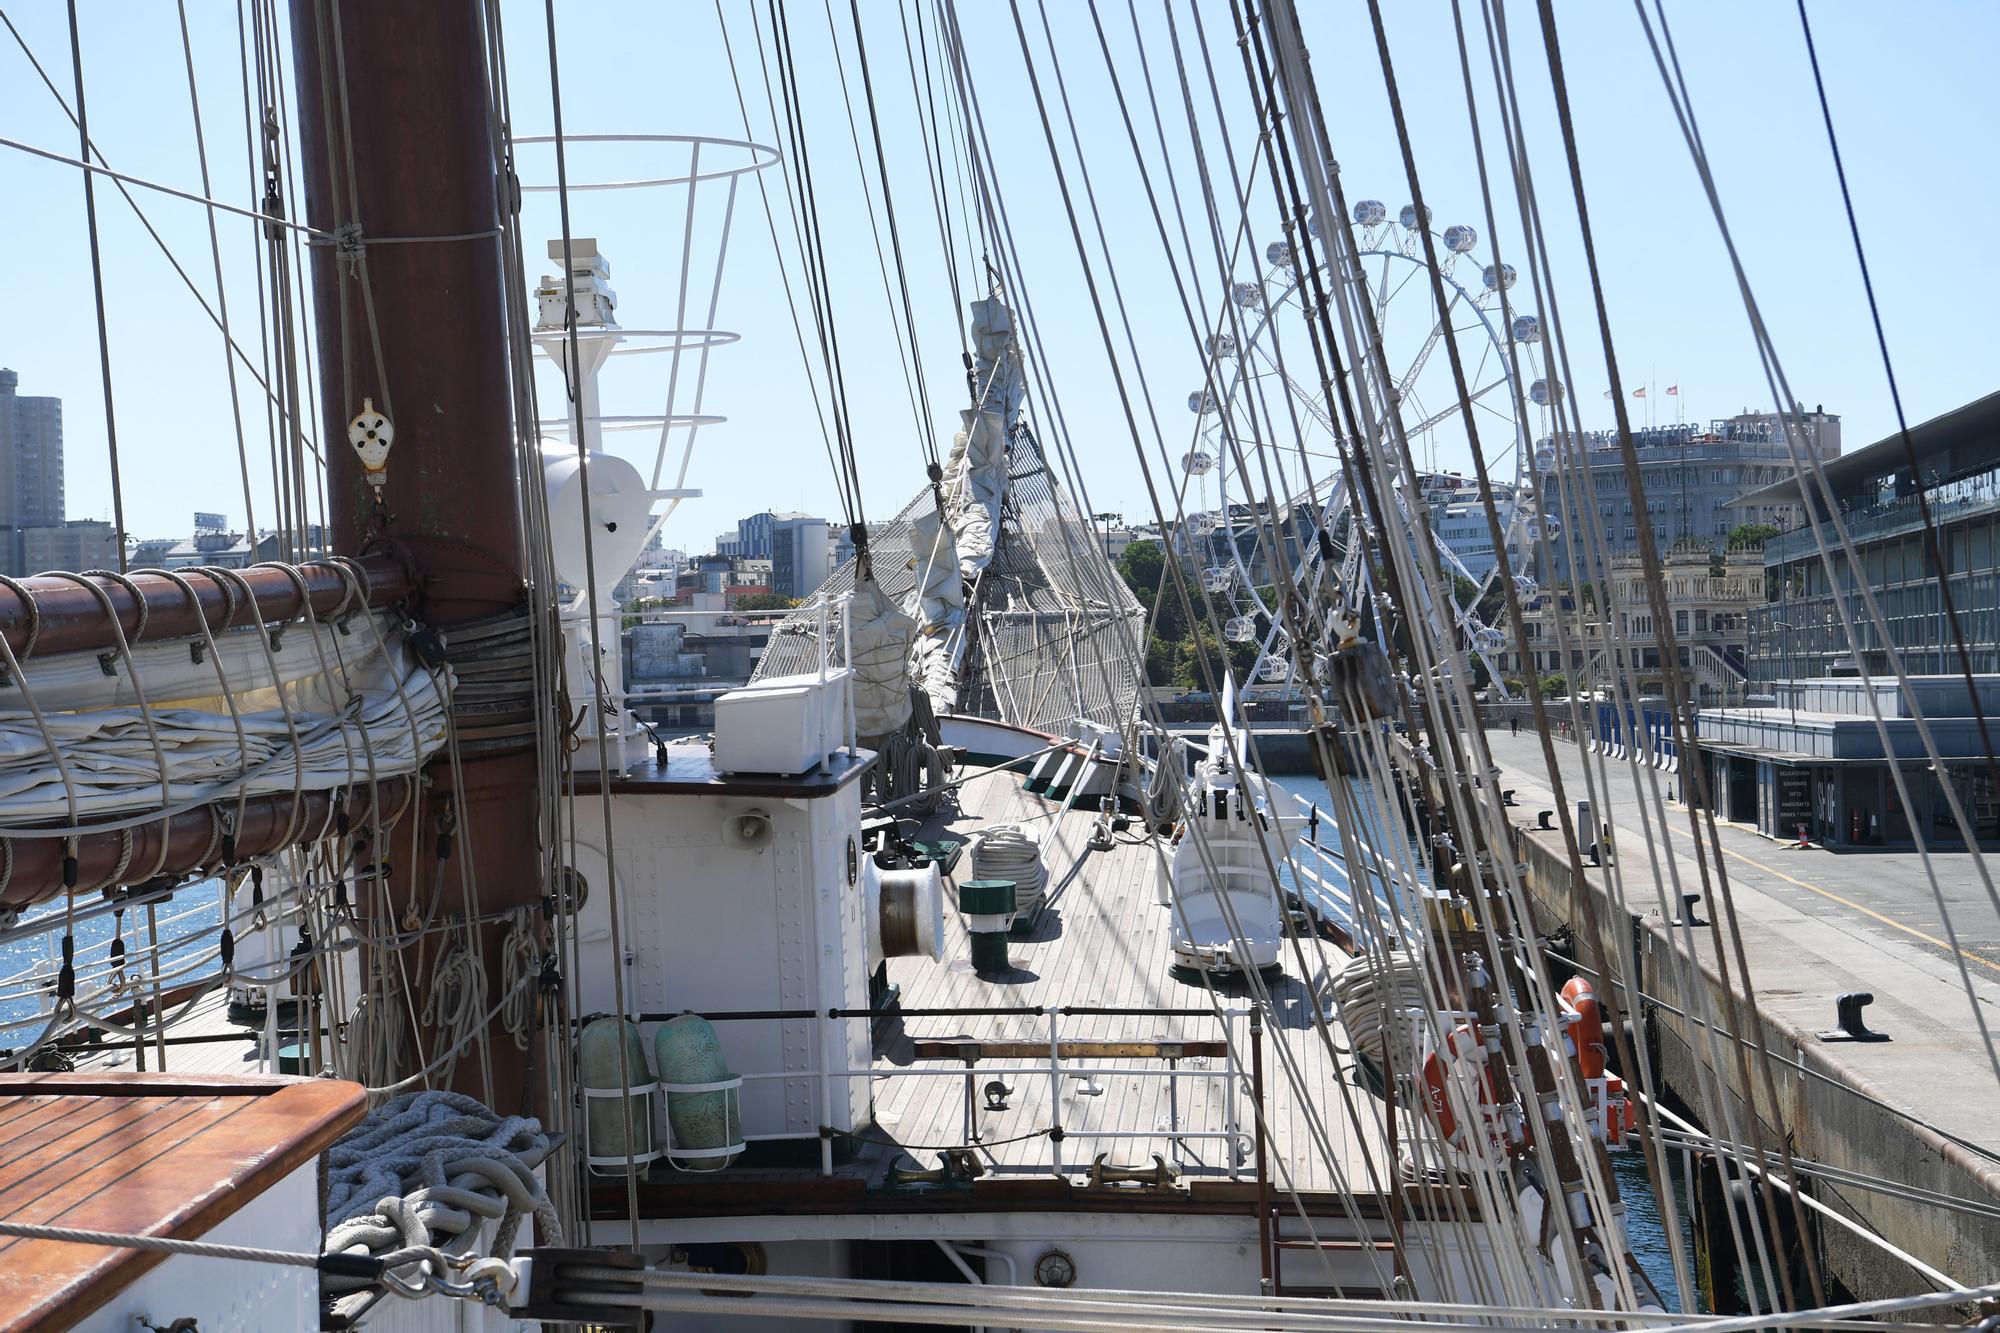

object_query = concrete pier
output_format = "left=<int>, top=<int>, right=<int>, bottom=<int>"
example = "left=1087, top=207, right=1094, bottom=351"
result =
left=1479, top=730, right=1999, bottom=1311
left=1168, top=724, right=1319, bottom=774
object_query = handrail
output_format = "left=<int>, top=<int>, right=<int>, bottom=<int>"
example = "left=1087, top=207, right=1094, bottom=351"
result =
left=597, top=1003, right=1257, bottom=1183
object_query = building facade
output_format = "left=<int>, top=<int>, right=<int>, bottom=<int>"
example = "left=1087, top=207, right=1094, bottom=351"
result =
left=20, top=521, right=117, bottom=575
left=1696, top=676, right=2000, bottom=846
left=1741, top=391, right=2000, bottom=685
left=1498, top=548, right=1760, bottom=704
left=1537, top=408, right=1837, bottom=575
left=770, top=514, right=830, bottom=598
left=730, top=509, right=815, bottom=561
left=0, top=368, right=66, bottom=575
left=1426, top=482, right=1517, bottom=580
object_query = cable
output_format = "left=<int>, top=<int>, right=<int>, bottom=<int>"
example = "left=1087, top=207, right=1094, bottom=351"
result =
left=63, top=2, right=126, bottom=572
left=1791, top=1, right=2000, bottom=807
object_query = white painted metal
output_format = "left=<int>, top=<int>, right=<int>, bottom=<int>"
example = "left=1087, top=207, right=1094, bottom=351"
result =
left=567, top=756, right=875, bottom=1148
left=711, top=669, right=853, bottom=776
left=71, top=1158, right=318, bottom=1333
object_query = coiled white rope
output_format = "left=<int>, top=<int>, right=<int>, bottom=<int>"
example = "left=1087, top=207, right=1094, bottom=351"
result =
left=419, top=933, right=487, bottom=1092
left=968, top=823, right=1046, bottom=915
left=1325, top=948, right=1425, bottom=1074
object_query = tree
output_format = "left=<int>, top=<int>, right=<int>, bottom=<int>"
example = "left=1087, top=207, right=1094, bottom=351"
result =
left=1115, top=539, right=1165, bottom=602
left=1726, top=522, right=1781, bottom=550
left=732, top=592, right=798, bottom=611
left=1115, top=538, right=1195, bottom=639
left=1540, top=673, right=1569, bottom=698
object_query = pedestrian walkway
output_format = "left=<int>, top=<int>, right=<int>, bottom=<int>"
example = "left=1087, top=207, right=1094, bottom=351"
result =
left=1478, top=727, right=2000, bottom=1158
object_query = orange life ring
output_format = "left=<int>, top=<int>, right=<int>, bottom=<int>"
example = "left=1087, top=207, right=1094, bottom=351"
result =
left=1421, top=1024, right=1501, bottom=1153
left=1560, top=976, right=1607, bottom=1080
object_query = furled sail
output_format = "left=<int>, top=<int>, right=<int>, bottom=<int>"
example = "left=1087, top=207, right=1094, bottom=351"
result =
left=846, top=570, right=918, bottom=743
left=911, top=294, right=1023, bottom=716
left=754, top=293, right=1143, bottom=738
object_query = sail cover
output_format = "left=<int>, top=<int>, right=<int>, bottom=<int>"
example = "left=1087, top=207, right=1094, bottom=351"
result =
left=846, top=571, right=917, bottom=742
left=755, top=425, right=1144, bottom=737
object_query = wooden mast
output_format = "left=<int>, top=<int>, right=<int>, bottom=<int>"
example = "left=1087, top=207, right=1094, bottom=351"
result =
left=290, top=0, right=545, bottom=1109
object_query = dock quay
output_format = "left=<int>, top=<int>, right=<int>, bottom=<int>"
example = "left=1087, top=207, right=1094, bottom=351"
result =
left=1165, top=723, right=1319, bottom=774
left=1478, top=730, right=2000, bottom=1313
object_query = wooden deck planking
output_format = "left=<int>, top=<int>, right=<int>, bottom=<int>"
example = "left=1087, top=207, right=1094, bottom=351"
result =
left=0, top=1076, right=364, bottom=1331
left=68, top=989, right=326, bottom=1081
left=877, top=766, right=1391, bottom=1196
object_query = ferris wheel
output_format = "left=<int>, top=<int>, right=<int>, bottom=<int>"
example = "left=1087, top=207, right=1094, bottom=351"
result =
left=1184, top=197, right=1565, bottom=694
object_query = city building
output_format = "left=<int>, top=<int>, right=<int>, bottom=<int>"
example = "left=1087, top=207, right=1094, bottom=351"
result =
left=131, top=536, right=179, bottom=568
left=1739, top=389, right=2000, bottom=684
left=153, top=518, right=328, bottom=570
left=1536, top=407, right=1838, bottom=575
left=1694, top=676, right=2000, bottom=846
left=1497, top=547, right=1760, bottom=704
left=769, top=513, right=830, bottom=598
left=1426, top=480, right=1517, bottom=580
left=19, top=520, right=117, bottom=575
left=623, top=597, right=780, bottom=731
left=730, top=509, right=813, bottom=560
left=0, top=368, right=66, bottom=575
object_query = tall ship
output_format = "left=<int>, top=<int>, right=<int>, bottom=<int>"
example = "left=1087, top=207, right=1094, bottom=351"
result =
left=0, top=1, right=1991, bottom=1330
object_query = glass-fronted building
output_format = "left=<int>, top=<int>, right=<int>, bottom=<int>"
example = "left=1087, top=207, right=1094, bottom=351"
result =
left=1739, top=390, right=2000, bottom=685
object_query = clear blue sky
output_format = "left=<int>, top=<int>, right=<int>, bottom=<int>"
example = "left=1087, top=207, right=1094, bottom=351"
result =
left=2, top=2, right=1996, bottom=552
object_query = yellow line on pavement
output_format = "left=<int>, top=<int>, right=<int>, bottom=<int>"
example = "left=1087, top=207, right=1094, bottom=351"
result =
left=1662, top=822, right=2000, bottom=978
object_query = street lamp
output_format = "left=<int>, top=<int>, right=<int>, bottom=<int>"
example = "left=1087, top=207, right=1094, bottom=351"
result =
left=1769, top=621, right=1796, bottom=724
left=1091, top=511, right=1123, bottom=566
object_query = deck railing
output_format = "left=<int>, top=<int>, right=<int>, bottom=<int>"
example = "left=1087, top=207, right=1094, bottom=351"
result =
left=602, top=1003, right=1261, bottom=1183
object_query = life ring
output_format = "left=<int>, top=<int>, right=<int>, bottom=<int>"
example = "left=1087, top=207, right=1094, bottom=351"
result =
left=1560, top=976, right=1607, bottom=1080
left=1420, top=1024, right=1502, bottom=1153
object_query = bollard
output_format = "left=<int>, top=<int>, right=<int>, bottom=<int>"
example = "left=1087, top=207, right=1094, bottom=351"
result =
left=1817, top=991, right=1888, bottom=1043
left=1670, top=893, right=1707, bottom=927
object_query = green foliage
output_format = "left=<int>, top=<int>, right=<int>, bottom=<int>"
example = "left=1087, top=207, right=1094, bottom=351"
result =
left=1455, top=572, right=1508, bottom=627
left=1539, top=673, right=1569, bottom=698
left=1116, top=539, right=1190, bottom=639
left=732, top=593, right=798, bottom=611
left=1728, top=522, right=1782, bottom=548
left=1115, top=539, right=1164, bottom=599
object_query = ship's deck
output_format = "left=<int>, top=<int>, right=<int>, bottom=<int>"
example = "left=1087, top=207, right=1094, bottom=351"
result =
left=0, top=1073, right=362, bottom=1328
left=593, top=759, right=1407, bottom=1221
left=49, top=759, right=1408, bottom=1223
left=873, top=762, right=1391, bottom=1195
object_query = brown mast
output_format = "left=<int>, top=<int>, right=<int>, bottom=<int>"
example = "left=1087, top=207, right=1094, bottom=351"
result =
left=290, top=0, right=544, bottom=1109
